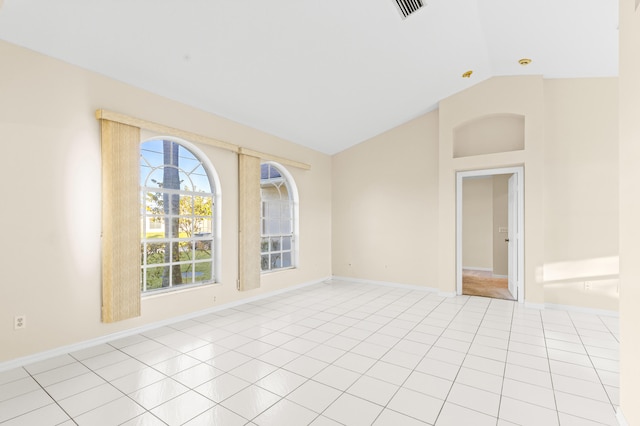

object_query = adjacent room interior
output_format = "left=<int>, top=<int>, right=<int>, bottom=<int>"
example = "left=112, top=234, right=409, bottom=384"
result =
left=462, top=173, right=514, bottom=301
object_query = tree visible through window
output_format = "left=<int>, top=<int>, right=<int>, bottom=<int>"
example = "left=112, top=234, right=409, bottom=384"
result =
left=260, top=163, right=296, bottom=272
left=140, top=139, right=216, bottom=292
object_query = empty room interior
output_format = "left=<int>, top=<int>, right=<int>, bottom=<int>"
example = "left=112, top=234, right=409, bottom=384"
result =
left=1, top=1, right=639, bottom=425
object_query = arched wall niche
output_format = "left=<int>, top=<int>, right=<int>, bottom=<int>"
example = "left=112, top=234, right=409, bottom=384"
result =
left=453, top=113, right=525, bottom=158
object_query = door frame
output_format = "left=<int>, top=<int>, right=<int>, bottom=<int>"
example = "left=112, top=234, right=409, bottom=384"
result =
left=456, top=166, right=524, bottom=303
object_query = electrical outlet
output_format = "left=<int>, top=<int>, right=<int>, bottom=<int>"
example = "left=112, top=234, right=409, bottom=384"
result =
left=213, top=296, right=216, bottom=302
left=585, top=281, right=592, bottom=290
left=14, top=315, right=26, bottom=330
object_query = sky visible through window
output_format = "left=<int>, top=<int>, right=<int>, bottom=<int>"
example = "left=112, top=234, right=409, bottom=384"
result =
left=140, top=139, right=212, bottom=192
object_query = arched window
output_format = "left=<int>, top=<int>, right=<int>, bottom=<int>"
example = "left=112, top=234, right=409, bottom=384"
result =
left=260, top=162, right=298, bottom=272
left=140, top=138, right=219, bottom=293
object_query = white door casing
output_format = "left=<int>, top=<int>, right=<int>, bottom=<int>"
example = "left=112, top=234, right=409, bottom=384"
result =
left=456, top=166, right=524, bottom=303
left=507, top=173, right=518, bottom=299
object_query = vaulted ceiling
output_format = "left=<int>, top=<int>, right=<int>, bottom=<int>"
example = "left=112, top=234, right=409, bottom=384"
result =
left=0, top=0, right=618, bottom=154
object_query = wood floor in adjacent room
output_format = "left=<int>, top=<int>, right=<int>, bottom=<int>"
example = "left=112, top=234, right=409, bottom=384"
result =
left=462, top=269, right=515, bottom=301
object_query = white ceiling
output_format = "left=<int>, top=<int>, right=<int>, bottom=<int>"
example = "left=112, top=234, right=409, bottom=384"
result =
left=0, top=0, right=618, bottom=154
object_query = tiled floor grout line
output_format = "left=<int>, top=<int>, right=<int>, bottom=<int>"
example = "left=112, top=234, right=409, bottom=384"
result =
left=194, top=309, right=324, bottom=424
left=71, top=336, right=201, bottom=424
left=12, top=295, right=602, bottom=425
left=291, top=288, right=447, bottom=425
left=296, top=286, right=434, bottom=423
left=496, top=299, right=516, bottom=426
left=9, top=368, right=80, bottom=426
left=226, top=287, right=413, bottom=423
left=142, top=292, right=333, bottom=424
left=598, top=314, right=620, bottom=344
left=213, top=285, right=420, bottom=424
left=1, top=282, right=620, bottom=425
left=375, top=295, right=519, bottom=422
left=347, top=290, right=452, bottom=425
left=540, top=309, right=563, bottom=426
left=565, top=311, right=619, bottom=418
left=429, top=296, right=497, bottom=425
left=29, top=304, right=288, bottom=425
left=71, top=346, right=167, bottom=425
left=218, top=291, right=510, bottom=424
left=237, top=291, right=394, bottom=424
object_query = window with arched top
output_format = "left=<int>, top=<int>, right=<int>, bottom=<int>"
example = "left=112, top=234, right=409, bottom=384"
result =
left=140, top=138, right=219, bottom=293
left=260, top=162, right=298, bottom=272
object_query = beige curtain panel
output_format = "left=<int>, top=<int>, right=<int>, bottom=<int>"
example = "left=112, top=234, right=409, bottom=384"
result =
left=100, top=119, right=142, bottom=323
left=238, top=153, right=262, bottom=291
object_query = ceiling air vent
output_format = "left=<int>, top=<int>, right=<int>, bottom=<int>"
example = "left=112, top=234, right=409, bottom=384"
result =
left=394, top=0, right=424, bottom=19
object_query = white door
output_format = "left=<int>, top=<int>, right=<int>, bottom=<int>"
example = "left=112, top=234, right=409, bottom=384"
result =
left=507, top=174, right=518, bottom=299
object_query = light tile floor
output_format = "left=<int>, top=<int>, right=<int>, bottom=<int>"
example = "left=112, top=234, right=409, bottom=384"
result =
left=0, top=280, right=620, bottom=425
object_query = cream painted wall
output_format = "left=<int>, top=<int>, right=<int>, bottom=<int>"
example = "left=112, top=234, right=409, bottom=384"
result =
left=618, top=0, right=640, bottom=423
left=333, top=75, right=617, bottom=309
left=331, top=111, right=439, bottom=287
left=492, top=175, right=509, bottom=276
left=439, top=76, right=545, bottom=302
left=0, top=40, right=622, bottom=368
left=441, top=76, right=618, bottom=307
left=453, top=114, right=525, bottom=158
left=0, top=41, right=332, bottom=363
left=462, top=177, right=493, bottom=270
left=543, top=78, right=619, bottom=311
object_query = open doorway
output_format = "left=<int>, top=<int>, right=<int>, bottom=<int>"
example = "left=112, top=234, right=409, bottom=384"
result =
left=460, top=174, right=512, bottom=300
left=456, top=167, right=524, bottom=302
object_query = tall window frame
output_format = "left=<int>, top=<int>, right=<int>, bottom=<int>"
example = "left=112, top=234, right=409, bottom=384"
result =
left=139, top=137, right=221, bottom=294
left=260, top=162, right=299, bottom=272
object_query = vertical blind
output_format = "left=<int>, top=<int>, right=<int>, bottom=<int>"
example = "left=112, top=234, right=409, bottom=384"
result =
left=100, top=119, right=142, bottom=322
left=238, top=153, right=262, bottom=291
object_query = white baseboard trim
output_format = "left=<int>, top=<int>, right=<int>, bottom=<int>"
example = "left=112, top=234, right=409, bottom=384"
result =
left=492, top=274, right=508, bottom=279
left=330, top=276, right=440, bottom=294
left=331, top=277, right=456, bottom=298
left=523, top=301, right=619, bottom=317
left=524, top=302, right=546, bottom=310
left=0, top=276, right=330, bottom=373
left=545, top=302, right=619, bottom=318
left=331, top=277, right=619, bottom=317
left=616, top=407, right=629, bottom=426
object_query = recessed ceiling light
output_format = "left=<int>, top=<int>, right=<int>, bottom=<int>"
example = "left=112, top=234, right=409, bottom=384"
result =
left=518, top=58, right=532, bottom=66
left=462, top=70, right=473, bottom=78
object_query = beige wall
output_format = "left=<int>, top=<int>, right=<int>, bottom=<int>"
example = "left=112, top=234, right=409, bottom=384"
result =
left=543, top=78, right=619, bottom=310
left=332, top=111, right=440, bottom=287
left=0, top=40, right=622, bottom=368
left=492, top=175, right=509, bottom=276
left=461, top=174, right=508, bottom=275
left=334, top=75, right=617, bottom=309
left=619, top=0, right=640, bottom=423
left=0, top=41, right=332, bottom=363
left=462, top=177, right=493, bottom=270
left=439, top=76, right=546, bottom=302
left=453, top=114, right=524, bottom=158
